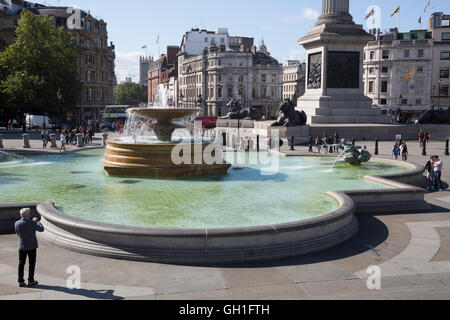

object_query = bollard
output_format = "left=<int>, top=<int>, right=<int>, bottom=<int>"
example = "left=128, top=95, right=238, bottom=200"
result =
left=222, top=132, right=227, bottom=147
left=49, top=134, right=57, bottom=148
left=308, top=136, right=313, bottom=153
left=0, top=134, right=3, bottom=149
left=375, top=138, right=379, bottom=155
left=22, top=134, right=30, bottom=149
left=422, top=141, right=427, bottom=156
left=77, top=133, right=84, bottom=148
left=352, top=138, right=356, bottom=146
left=290, top=136, right=295, bottom=151
left=102, top=133, right=108, bottom=147
left=446, top=139, right=449, bottom=156
left=256, top=135, right=260, bottom=152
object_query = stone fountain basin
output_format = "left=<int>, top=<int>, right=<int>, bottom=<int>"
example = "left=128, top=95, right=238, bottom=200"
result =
left=0, top=158, right=429, bottom=265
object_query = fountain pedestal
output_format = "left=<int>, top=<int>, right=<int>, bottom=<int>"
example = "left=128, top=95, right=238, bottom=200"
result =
left=103, top=107, right=231, bottom=179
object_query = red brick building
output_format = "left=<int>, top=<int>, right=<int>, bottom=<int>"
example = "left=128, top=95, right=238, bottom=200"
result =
left=148, top=46, right=179, bottom=105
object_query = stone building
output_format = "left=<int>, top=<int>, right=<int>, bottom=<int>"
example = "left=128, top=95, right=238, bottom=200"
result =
left=178, top=36, right=282, bottom=119
left=363, top=29, right=433, bottom=117
left=147, top=46, right=179, bottom=106
left=0, top=1, right=116, bottom=124
left=429, top=12, right=450, bottom=109
left=180, top=28, right=229, bottom=56
left=282, top=60, right=306, bottom=105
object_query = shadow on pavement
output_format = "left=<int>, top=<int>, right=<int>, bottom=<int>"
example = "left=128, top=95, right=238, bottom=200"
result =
left=33, top=284, right=124, bottom=300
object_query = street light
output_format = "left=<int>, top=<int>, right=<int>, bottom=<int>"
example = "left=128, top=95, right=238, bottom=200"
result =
left=438, top=80, right=442, bottom=109
left=57, top=89, right=63, bottom=129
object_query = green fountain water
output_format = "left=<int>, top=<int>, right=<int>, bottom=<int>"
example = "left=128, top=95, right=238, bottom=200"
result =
left=0, top=149, right=409, bottom=229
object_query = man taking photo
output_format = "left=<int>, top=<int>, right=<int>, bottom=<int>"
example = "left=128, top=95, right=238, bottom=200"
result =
left=15, top=208, right=45, bottom=288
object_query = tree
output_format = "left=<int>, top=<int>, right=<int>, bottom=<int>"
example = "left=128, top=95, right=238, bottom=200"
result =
left=0, top=10, right=82, bottom=122
left=114, top=82, right=145, bottom=106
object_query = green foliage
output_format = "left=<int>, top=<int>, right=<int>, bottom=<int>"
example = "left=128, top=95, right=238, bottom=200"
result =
left=114, top=82, right=145, bottom=106
left=0, top=10, right=82, bottom=118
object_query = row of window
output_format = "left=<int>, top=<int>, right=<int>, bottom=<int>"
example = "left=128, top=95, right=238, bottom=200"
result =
left=85, top=87, right=108, bottom=102
left=181, top=86, right=278, bottom=99
left=181, top=73, right=278, bottom=85
left=365, top=49, right=425, bottom=61
left=85, top=55, right=105, bottom=67
left=85, top=70, right=106, bottom=83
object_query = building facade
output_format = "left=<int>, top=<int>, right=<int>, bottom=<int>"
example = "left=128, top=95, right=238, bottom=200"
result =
left=180, top=28, right=229, bottom=56
left=178, top=38, right=282, bottom=119
left=430, top=12, right=450, bottom=109
left=282, top=60, right=306, bottom=105
left=363, top=29, right=433, bottom=118
left=0, top=1, right=116, bottom=124
left=147, top=46, right=179, bottom=106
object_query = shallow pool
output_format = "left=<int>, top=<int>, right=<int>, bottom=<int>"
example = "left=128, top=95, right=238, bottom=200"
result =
left=0, top=149, right=409, bottom=229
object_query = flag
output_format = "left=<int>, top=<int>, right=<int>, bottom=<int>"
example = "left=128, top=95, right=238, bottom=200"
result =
left=141, top=45, right=147, bottom=49
left=424, top=0, right=431, bottom=12
left=405, top=68, right=415, bottom=81
left=391, top=6, right=400, bottom=17
left=365, top=9, right=375, bottom=20
left=156, top=35, right=159, bottom=44
left=418, top=16, right=422, bottom=24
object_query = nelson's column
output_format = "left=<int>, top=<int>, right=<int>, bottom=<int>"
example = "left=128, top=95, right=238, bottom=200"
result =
left=297, top=0, right=389, bottom=124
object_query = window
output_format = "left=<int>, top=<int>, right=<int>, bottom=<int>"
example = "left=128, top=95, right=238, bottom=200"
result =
left=443, top=20, right=450, bottom=27
left=416, top=99, right=422, bottom=105
left=418, top=49, right=424, bottom=57
left=440, top=86, right=449, bottom=97
left=218, top=74, right=222, bottom=82
left=364, top=52, right=366, bottom=61
left=381, top=66, right=389, bottom=73
left=417, top=66, right=423, bottom=73
left=271, top=88, right=276, bottom=98
left=370, top=51, right=375, bottom=60
left=218, top=60, right=222, bottom=66
left=368, top=81, right=374, bottom=93
left=404, top=50, right=410, bottom=58
left=272, top=75, right=276, bottom=83
left=441, top=51, right=450, bottom=60
left=227, top=86, right=233, bottom=98
left=238, top=74, right=244, bottom=82
left=262, top=74, right=266, bottom=82
left=381, top=81, right=388, bottom=93
left=220, top=38, right=225, bottom=44
left=205, top=37, right=208, bottom=43
left=440, top=68, right=449, bottom=79
left=86, top=88, right=93, bottom=101
left=401, top=99, right=408, bottom=105
left=369, top=67, right=375, bottom=74
left=217, top=86, right=222, bottom=98
left=99, top=39, right=104, bottom=48
left=382, top=50, right=389, bottom=59
left=442, top=33, right=450, bottom=41
left=380, top=99, right=387, bottom=105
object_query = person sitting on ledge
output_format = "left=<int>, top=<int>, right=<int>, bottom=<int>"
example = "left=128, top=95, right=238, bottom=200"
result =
left=15, top=208, right=44, bottom=288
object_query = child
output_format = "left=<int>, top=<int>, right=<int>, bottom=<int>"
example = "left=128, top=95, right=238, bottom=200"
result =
left=392, top=144, right=401, bottom=160
left=60, top=130, right=66, bottom=153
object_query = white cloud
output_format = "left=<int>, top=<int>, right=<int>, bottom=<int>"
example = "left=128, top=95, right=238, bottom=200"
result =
left=287, top=49, right=306, bottom=62
left=301, top=8, right=320, bottom=21
left=115, top=51, right=143, bottom=83
left=282, top=8, right=320, bottom=24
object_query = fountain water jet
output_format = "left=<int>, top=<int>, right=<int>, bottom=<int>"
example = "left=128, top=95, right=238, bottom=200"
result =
left=103, top=85, right=231, bottom=179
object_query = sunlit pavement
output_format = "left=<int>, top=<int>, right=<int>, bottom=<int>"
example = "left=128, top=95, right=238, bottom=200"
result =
left=1, top=139, right=450, bottom=300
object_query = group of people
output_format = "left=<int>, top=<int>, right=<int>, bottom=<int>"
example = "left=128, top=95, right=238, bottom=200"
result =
left=418, top=129, right=431, bottom=147
left=313, top=133, right=341, bottom=154
left=6, top=119, right=20, bottom=130
left=40, top=125, right=95, bottom=152
left=425, top=156, right=444, bottom=191
left=392, top=141, right=409, bottom=161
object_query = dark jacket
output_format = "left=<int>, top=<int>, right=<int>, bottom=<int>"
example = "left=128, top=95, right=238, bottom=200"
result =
left=14, top=219, right=45, bottom=251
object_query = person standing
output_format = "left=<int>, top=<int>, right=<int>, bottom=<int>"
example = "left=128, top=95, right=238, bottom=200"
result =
left=15, top=208, right=44, bottom=288
left=400, top=141, right=409, bottom=161
left=392, top=144, right=401, bottom=160
left=60, top=130, right=66, bottom=153
left=41, top=129, right=49, bottom=149
left=425, top=159, right=434, bottom=191
left=432, top=156, right=443, bottom=191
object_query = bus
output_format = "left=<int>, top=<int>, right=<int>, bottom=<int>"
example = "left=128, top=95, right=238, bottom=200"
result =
left=102, top=105, right=134, bottom=131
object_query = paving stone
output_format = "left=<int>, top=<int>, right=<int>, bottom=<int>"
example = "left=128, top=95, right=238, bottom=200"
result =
left=156, top=289, right=234, bottom=301
left=275, top=263, right=358, bottom=284
left=229, top=284, right=309, bottom=300
left=220, top=268, right=291, bottom=288
left=298, top=279, right=370, bottom=298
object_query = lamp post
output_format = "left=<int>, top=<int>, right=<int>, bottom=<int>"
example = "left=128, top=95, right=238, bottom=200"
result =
left=57, top=89, right=63, bottom=130
left=438, top=80, right=442, bottom=109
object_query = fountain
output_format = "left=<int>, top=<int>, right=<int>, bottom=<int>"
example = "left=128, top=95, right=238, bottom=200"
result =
left=103, top=85, right=231, bottom=179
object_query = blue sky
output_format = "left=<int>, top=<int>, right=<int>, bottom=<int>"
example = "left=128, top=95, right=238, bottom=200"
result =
left=44, top=0, right=450, bottom=82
